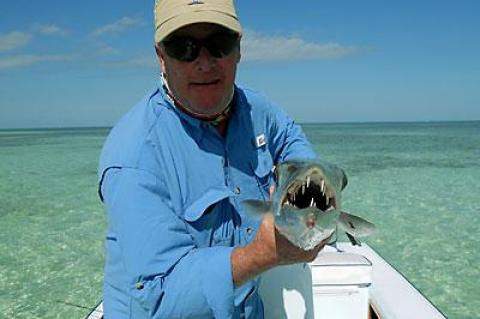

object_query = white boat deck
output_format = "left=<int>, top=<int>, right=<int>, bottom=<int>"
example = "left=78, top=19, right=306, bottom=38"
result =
left=339, top=243, right=446, bottom=319
left=86, top=302, right=103, bottom=319
left=85, top=243, right=446, bottom=319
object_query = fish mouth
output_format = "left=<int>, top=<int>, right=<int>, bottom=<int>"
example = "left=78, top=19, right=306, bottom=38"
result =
left=281, top=173, right=336, bottom=212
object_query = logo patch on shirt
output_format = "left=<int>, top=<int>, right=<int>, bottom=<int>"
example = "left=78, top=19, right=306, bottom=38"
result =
left=255, top=134, right=267, bottom=148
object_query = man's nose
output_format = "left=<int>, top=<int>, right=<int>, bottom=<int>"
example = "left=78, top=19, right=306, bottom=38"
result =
left=194, top=47, right=215, bottom=72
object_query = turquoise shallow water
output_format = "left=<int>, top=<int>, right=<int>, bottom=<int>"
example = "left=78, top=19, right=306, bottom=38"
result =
left=0, top=122, right=479, bottom=318
left=0, top=129, right=107, bottom=319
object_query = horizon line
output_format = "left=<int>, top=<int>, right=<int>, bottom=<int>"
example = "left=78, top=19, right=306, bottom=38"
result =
left=1, top=119, right=479, bottom=131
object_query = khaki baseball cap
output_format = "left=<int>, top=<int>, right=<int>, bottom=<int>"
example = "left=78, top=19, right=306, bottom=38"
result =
left=154, top=0, right=242, bottom=43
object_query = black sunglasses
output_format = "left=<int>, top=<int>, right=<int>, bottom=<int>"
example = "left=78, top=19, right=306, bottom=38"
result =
left=161, top=32, right=239, bottom=62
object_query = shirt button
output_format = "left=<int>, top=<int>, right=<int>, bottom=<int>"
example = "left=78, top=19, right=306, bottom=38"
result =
left=234, top=186, right=241, bottom=194
left=246, top=227, right=253, bottom=235
left=135, top=282, right=144, bottom=290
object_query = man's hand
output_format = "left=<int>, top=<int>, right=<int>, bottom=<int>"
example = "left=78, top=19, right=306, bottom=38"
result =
left=231, top=213, right=330, bottom=287
left=252, top=213, right=330, bottom=267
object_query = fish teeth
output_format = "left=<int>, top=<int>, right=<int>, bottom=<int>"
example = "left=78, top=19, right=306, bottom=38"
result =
left=326, top=197, right=330, bottom=206
left=302, top=183, right=305, bottom=195
left=310, top=198, right=315, bottom=207
left=306, top=176, right=310, bottom=188
left=320, top=180, right=325, bottom=193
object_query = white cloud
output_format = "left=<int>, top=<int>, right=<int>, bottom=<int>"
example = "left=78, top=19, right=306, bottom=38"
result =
left=241, top=30, right=358, bottom=62
left=0, top=31, right=32, bottom=53
left=92, top=17, right=143, bottom=36
left=126, top=55, right=157, bottom=67
left=0, top=54, right=73, bottom=69
left=94, top=42, right=120, bottom=56
left=33, top=24, right=69, bottom=36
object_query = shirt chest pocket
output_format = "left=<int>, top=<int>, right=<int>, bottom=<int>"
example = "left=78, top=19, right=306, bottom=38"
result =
left=183, top=187, right=236, bottom=248
left=251, top=147, right=274, bottom=200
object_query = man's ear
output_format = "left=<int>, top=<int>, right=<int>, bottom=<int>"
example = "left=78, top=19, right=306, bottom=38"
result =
left=155, top=44, right=166, bottom=72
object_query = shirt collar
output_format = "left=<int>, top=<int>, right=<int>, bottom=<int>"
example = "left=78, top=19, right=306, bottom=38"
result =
left=154, top=77, right=203, bottom=129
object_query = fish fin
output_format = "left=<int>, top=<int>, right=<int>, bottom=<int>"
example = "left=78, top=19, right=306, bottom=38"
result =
left=339, top=168, right=348, bottom=190
left=346, top=232, right=361, bottom=246
left=241, top=200, right=272, bottom=218
left=328, top=232, right=343, bottom=252
left=338, top=211, right=376, bottom=238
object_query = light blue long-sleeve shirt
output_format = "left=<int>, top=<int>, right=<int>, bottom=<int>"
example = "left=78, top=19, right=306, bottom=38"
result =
left=98, top=82, right=316, bottom=319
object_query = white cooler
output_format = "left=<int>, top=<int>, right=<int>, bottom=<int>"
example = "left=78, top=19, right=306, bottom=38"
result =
left=259, top=248, right=372, bottom=319
left=311, top=252, right=372, bottom=319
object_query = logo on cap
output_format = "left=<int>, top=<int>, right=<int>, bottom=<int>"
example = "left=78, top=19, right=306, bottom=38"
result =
left=189, top=0, right=204, bottom=5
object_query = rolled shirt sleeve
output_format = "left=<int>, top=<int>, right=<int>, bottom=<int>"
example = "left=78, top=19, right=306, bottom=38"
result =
left=101, top=167, right=240, bottom=318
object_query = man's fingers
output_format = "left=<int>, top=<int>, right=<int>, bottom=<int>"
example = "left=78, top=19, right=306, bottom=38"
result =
left=262, top=212, right=275, bottom=225
left=269, top=184, right=275, bottom=198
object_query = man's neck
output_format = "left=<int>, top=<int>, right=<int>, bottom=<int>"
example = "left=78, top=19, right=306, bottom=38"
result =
left=161, top=75, right=233, bottom=130
left=161, top=76, right=233, bottom=136
left=215, top=117, right=229, bottom=137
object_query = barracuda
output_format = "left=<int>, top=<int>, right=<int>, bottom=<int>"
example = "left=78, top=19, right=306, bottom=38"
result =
left=242, top=159, right=376, bottom=250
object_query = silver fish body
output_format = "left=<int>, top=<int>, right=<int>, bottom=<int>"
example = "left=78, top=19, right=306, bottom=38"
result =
left=242, top=159, right=375, bottom=250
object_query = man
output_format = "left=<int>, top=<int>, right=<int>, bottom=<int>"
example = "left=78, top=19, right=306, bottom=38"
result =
left=98, top=0, right=328, bottom=318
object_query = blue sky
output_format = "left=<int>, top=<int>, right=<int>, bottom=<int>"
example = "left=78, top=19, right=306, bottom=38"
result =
left=0, top=0, right=479, bottom=128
